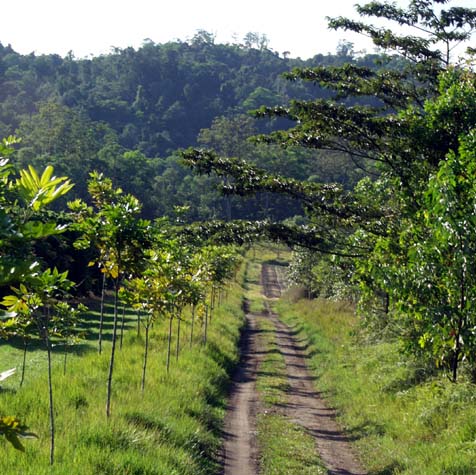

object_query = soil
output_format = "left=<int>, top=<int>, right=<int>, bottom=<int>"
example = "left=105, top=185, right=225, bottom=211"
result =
left=222, top=308, right=261, bottom=475
left=221, top=262, right=366, bottom=475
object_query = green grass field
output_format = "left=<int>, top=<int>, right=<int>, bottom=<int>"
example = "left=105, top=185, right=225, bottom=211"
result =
left=0, top=272, right=246, bottom=474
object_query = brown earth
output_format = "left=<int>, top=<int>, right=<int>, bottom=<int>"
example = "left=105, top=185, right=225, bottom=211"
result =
left=221, top=262, right=366, bottom=475
left=222, top=307, right=261, bottom=475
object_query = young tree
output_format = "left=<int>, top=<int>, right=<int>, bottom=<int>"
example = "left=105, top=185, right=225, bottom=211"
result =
left=120, top=271, right=163, bottom=392
left=69, top=172, right=151, bottom=416
left=0, top=140, right=75, bottom=454
left=2, top=269, right=80, bottom=464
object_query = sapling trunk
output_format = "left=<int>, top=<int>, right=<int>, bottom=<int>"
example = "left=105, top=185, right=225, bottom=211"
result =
left=141, top=323, right=150, bottom=392
left=190, top=304, right=195, bottom=348
left=40, top=310, right=55, bottom=466
left=176, top=313, right=181, bottom=362
left=209, top=289, right=214, bottom=323
left=63, top=346, right=68, bottom=376
left=452, top=272, right=467, bottom=383
left=46, top=335, right=55, bottom=465
left=137, top=310, right=141, bottom=337
left=120, top=304, right=126, bottom=350
left=20, top=340, right=27, bottom=388
left=98, top=273, right=106, bottom=354
left=166, top=316, right=173, bottom=374
left=203, top=305, right=208, bottom=345
left=106, top=282, right=119, bottom=418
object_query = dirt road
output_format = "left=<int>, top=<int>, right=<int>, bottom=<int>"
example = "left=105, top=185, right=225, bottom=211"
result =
left=222, top=262, right=366, bottom=475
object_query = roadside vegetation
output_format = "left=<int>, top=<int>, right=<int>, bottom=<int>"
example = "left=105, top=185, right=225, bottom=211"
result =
left=277, top=296, right=476, bottom=474
left=2, top=1, right=476, bottom=472
left=0, top=266, right=245, bottom=474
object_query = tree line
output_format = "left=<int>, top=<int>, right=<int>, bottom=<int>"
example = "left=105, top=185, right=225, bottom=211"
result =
left=183, top=0, right=476, bottom=383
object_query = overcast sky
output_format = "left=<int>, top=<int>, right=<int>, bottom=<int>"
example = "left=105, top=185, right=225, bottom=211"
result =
left=2, top=0, right=474, bottom=59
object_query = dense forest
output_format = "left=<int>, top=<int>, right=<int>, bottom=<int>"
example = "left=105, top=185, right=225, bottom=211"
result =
left=0, top=33, right=376, bottom=220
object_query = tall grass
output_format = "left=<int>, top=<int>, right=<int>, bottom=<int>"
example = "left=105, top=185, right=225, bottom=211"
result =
left=277, top=295, right=476, bottom=475
left=0, top=273, right=245, bottom=473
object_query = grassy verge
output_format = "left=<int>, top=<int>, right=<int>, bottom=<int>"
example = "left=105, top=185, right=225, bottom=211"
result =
left=0, top=271, right=246, bottom=474
left=277, top=296, right=476, bottom=475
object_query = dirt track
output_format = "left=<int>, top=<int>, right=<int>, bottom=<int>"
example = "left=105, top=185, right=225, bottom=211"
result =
left=222, top=263, right=366, bottom=475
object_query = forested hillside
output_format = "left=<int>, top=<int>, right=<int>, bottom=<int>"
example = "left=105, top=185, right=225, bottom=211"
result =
left=0, top=34, right=375, bottom=220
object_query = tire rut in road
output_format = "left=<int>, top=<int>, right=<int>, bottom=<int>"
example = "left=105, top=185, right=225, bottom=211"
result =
left=222, top=310, right=260, bottom=475
left=222, top=262, right=366, bottom=475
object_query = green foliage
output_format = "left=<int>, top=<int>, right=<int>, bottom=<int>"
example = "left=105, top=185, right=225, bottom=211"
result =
left=68, top=172, right=151, bottom=280
left=15, top=165, right=74, bottom=212
left=0, top=144, right=73, bottom=286
left=0, top=416, right=37, bottom=452
left=0, top=138, right=77, bottom=453
left=0, top=35, right=386, bottom=221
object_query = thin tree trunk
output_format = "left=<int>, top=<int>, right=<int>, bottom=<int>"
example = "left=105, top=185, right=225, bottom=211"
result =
left=166, top=316, right=173, bottom=374
left=190, top=304, right=195, bottom=348
left=106, top=282, right=119, bottom=418
left=63, top=347, right=68, bottom=376
left=176, top=314, right=181, bottom=362
left=137, top=310, right=141, bottom=337
left=120, top=304, right=126, bottom=350
left=20, top=340, right=27, bottom=388
left=203, top=305, right=208, bottom=345
left=141, top=323, right=150, bottom=392
left=209, top=289, right=214, bottom=323
left=47, top=337, right=55, bottom=465
left=383, top=292, right=390, bottom=315
left=41, top=316, right=55, bottom=466
left=98, top=273, right=106, bottom=354
left=452, top=271, right=467, bottom=383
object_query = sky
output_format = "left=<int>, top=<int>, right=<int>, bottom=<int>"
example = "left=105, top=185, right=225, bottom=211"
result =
left=1, top=0, right=475, bottom=59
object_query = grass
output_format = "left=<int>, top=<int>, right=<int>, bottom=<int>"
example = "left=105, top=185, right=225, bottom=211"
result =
left=277, top=296, right=476, bottom=475
left=255, top=317, right=288, bottom=407
left=0, top=269, right=246, bottom=473
left=257, top=413, right=327, bottom=475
